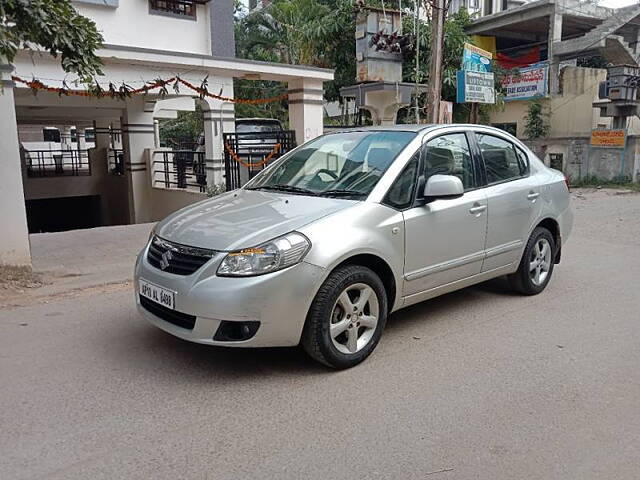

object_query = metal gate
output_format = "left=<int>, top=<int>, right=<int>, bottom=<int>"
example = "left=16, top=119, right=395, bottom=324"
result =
left=223, top=130, right=296, bottom=191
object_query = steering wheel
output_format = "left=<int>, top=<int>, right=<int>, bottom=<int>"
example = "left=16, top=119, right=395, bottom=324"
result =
left=312, top=169, right=338, bottom=181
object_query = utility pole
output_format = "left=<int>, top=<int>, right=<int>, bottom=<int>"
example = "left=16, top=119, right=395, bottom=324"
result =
left=426, top=0, right=445, bottom=123
left=414, top=0, right=420, bottom=124
left=469, top=102, right=479, bottom=123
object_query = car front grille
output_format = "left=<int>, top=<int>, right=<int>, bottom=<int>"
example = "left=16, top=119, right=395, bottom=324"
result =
left=147, top=235, right=216, bottom=275
left=139, top=295, right=196, bottom=330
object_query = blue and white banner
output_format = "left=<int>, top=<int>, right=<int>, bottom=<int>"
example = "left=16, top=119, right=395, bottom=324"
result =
left=502, top=62, right=549, bottom=101
left=456, top=70, right=495, bottom=104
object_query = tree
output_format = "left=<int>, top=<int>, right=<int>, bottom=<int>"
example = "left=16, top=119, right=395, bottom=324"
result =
left=159, top=104, right=204, bottom=147
left=236, top=0, right=354, bottom=103
left=402, top=8, right=472, bottom=103
left=0, top=0, right=103, bottom=80
left=523, top=98, right=550, bottom=139
left=234, top=2, right=476, bottom=123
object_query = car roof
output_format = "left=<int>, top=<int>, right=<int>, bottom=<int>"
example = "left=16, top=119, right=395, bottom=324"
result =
left=235, top=118, right=282, bottom=123
left=325, top=124, right=508, bottom=133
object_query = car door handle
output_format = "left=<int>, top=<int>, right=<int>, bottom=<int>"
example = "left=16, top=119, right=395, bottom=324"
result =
left=527, top=191, right=540, bottom=201
left=469, top=204, right=487, bottom=215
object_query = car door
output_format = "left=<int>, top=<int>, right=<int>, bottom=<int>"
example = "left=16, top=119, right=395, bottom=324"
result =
left=402, top=131, right=488, bottom=297
left=472, top=130, right=542, bottom=272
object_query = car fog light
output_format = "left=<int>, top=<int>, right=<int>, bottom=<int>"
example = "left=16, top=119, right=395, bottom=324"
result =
left=213, top=321, right=260, bottom=342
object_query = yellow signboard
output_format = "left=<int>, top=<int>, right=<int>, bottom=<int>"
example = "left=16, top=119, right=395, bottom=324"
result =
left=463, top=42, right=493, bottom=60
left=590, top=129, right=626, bottom=148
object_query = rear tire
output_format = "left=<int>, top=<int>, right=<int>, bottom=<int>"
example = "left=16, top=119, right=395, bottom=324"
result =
left=508, top=227, right=556, bottom=295
left=302, top=265, right=387, bottom=369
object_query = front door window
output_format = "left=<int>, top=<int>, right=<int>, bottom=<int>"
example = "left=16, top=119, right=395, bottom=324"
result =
left=423, top=133, right=477, bottom=190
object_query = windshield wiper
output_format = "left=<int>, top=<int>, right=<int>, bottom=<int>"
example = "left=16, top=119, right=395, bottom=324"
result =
left=320, top=189, right=366, bottom=198
left=250, top=184, right=318, bottom=195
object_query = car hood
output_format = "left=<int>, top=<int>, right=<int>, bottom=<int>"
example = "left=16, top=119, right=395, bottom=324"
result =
left=155, top=189, right=356, bottom=251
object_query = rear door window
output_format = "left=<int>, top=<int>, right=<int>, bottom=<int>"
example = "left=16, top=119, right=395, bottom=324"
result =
left=476, top=133, right=529, bottom=184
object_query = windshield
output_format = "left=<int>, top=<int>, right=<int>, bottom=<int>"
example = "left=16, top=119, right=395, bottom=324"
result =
left=246, top=130, right=416, bottom=198
left=236, top=122, right=282, bottom=133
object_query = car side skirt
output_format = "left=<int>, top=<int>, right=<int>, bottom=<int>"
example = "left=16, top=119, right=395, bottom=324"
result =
left=398, top=263, right=517, bottom=310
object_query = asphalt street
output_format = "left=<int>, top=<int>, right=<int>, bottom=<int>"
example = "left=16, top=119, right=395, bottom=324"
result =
left=1, top=189, right=639, bottom=480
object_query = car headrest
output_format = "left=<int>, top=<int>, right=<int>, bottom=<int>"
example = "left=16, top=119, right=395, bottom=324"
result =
left=426, top=147, right=454, bottom=174
left=483, top=149, right=508, bottom=169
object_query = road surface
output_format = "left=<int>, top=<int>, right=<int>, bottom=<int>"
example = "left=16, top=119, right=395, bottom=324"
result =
left=1, top=189, right=639, bottom=479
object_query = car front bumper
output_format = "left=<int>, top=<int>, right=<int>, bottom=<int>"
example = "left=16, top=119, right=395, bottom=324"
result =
left=134, top=245, right=326, bottom=347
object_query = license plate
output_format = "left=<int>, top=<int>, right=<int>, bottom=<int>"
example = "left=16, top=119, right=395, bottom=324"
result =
left=139, top=279, right=175, bottom=310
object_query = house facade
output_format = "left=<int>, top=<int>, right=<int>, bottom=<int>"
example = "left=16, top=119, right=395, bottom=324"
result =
left=1, top=0, right=333, bottom=266
left=461, top=0, right=640, bottom=181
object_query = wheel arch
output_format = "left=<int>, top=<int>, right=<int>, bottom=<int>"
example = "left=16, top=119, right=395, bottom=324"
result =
left=331, top=254, right=397, bottom=313
left=535, top=217, right=561, bottom=263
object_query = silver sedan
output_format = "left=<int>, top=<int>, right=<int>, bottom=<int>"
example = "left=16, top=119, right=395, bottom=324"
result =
left=134, top=125, right=573, bottom=368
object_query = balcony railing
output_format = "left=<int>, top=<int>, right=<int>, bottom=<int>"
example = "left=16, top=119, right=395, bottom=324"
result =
left=24, top=149, right=91, bottom=177
left=152, top=150, right=207, bottom=192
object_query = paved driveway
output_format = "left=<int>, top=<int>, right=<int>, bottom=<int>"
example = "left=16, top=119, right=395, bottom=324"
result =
left=27, top=222, right=154, bottom=296
left=1, top=190, right=639, bottom=479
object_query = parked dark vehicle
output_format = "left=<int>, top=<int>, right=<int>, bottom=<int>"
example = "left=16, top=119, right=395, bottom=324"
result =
left=235, top=118, right=284, bottom=154
left=197, top=118, right=284, bottom=153
left=235, top=118, right=283, bottom=134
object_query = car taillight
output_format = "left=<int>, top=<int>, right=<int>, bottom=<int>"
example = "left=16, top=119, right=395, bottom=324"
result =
left=564, top=175, right=571, bottom=192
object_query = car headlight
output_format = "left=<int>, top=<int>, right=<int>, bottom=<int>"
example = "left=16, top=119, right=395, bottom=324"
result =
left=217, top=232, right=311, bottom=277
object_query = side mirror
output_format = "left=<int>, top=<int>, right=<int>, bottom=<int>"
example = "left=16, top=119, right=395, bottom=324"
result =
left=423, top=174, right=464, bottom=200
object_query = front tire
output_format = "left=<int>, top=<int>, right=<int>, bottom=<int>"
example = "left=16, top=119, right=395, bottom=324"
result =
left=508, top=227, right=556, bottom=295
left=302, top=265, right=387, bottom=369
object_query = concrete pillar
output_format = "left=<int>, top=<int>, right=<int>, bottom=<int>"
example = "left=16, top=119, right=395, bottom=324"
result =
left=61, top=126, right=73, bottom=149
left=93, top=119, right=112, bottom=150
left=112, top=119, right=123, bottom=150
left=122, top=97, right=156, bottom=223
left=210, top=0, right=235, bottom=57
left=153, top=119, right=160, bottom=148
left=200, top=81, right=235, bottom=187
left=0, top=62, right=31, bottom=266
left=77, top=128, right=87, bottom=151
left=548, top=12, right=563, bottom=95
left=288, top=78, right=325, bottom=145
left=360, top=90, right=407, bottom=126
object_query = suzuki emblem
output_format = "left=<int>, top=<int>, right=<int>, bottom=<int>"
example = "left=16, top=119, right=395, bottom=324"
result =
left=160, top=250, right=173, bottom=270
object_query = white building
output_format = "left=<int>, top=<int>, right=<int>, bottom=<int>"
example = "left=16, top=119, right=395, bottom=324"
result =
left=1, top=0, right=333, bottom=266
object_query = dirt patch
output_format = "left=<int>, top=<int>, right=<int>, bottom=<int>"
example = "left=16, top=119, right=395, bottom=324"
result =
left=0, top=265, right=45, bottom=294
left=0, top=280, right=131, bottom=310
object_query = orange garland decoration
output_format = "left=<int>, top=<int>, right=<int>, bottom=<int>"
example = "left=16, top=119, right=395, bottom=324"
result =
left=177, top=78, right=288, bottom=104
left=11, top=75, right=288, bottom=105
left=224, top=142, right=281, bottom=168
left=12, top=76, right=177, bottom=97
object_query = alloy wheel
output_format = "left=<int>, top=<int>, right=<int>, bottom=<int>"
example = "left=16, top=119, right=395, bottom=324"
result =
left=529, top=238, right=552, bottom=286
left=329, top=283, right=379, bottom=354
